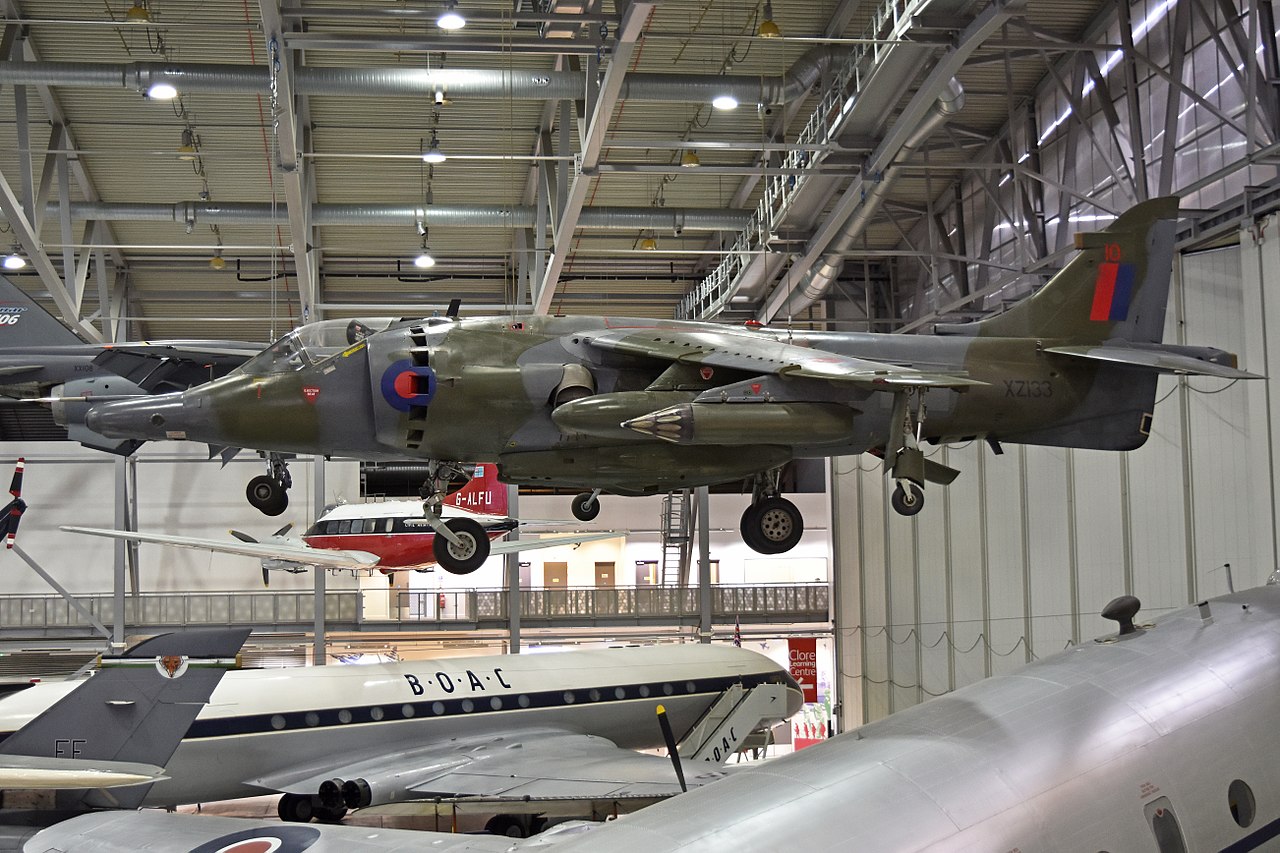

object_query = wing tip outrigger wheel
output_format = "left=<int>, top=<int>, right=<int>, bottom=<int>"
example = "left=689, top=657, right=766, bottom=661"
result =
left=571, top=490, right=602, bottom=521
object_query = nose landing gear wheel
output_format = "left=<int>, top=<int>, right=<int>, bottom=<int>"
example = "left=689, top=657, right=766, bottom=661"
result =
left=432, top=517, right=490, bottom=574
left=247, top=475, right=289, bottom=516
left=740, top=497, right=803, bottom=554
left=891, top=482, right=924, bottom=516
left=571, top=491, right=601, bottom=521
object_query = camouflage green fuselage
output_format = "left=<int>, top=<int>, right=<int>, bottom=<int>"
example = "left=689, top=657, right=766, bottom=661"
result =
left=92, top=314, right=1153, bottom=495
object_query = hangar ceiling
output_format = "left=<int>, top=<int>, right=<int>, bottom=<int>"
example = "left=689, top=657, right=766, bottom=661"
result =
left=0, top=0, right=1222, bottom=346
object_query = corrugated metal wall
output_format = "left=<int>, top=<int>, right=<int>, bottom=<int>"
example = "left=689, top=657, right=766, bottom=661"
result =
left=834, top=229, right=1280, bottom=728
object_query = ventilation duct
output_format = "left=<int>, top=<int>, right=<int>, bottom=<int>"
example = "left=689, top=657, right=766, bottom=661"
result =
left=768, top=77, right=966, bottom=320
left=0, top=47, right=845, bottom=106
left=50, top=202, right=749, bottom=232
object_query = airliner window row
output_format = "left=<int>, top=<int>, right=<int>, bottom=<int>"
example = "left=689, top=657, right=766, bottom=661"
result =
left=177, top=671, right=791, bottom=740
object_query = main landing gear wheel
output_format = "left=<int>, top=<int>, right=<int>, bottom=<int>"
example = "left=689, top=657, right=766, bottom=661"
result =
left=432, top=517, right=490, bottom=574
left=891, top=482, right=924, bottom=516
left=278, top=792, right=315, bottom=823
left=314, top=804, right=348, bottom=824
left=571, top=491, right=601, bottom=521
left=247, top=475, right=288, bottom=516
left=740, top=497, right=803, bottom=555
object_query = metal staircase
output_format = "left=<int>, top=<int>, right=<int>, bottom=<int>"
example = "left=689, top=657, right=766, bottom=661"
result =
left=678, top=682, right=790, bottom=765
left=660, top=490, right=693, bottom=586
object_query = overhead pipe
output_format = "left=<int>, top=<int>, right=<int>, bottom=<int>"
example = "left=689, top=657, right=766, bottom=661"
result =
left=769, top=77, right=966, bottom=320
left=54, top=201, right=750, bottom=231
left=0, top=47, right=844, bottom=105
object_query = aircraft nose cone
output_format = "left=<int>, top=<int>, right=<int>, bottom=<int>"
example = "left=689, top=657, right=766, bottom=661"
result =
left=86, top=395, right=189, bottom=441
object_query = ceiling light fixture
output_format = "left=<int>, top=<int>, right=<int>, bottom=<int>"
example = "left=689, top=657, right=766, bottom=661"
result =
left=2, top=248, right=26, bottom=271
left=437, top=1, right=466, bottom=30
left=177, top=128, right=199, bottom=161
left=414, top=240, right=437, bottom=269
left=712, top=94, right=739, bottom=110
left=209, top=250, right=226, bottom=271
left=147, top=81, right=178, bottom=100
left=422, top=133, right=447, bottom=164
left=758, top=1, right=781, bottom=37
left=125, top=1, right=152, bottom=24
left=639, top=236, right=658, bottom=251
left=680, top=149, right=701, bottom=168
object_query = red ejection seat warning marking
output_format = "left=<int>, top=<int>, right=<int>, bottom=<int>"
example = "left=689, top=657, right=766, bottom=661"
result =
left=1090, top=262, right=1136, bottom=322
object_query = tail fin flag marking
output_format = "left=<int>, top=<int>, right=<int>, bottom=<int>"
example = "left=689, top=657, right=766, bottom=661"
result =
left=1090, top=262, right=1136, bottom=322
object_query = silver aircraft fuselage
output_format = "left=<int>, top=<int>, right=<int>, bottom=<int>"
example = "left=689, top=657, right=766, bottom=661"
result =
left=30, top=586, right=1280, bottom=851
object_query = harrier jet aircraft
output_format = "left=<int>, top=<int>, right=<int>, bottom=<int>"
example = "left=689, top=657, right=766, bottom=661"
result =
left=30, top=585, right=1280, bottom=851
left=71, top=197, right=1253, bottom=557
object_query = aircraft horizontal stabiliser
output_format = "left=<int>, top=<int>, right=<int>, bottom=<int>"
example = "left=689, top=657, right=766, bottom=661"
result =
left=66, top=196, right=1256, bottom=555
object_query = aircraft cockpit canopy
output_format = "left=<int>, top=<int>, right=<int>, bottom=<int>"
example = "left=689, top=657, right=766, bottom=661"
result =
left=237, top=318, right=394, bottom=375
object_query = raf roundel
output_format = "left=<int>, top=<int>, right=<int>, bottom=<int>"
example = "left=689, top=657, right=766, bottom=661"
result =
left=379, top=359, right=437, bottom=413
left=190, top=826, right=321, bottom=853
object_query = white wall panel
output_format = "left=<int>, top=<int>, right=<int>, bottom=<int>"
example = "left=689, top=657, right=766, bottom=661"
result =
left=1023, top=445, right=1074, bottom=657
left=981, top=443, right=1029, bottom=676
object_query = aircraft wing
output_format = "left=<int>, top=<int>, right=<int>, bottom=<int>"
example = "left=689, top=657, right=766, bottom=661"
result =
left=1044, top=344, right=1263, bottom=379
left=582, top=328, right=982, bottom=389
left=60, top=526, right=381, bottom=569
left=489, top=531, right=619, bottom=556
left=251, top=728, right=727, bottom=803
left=25, top=811, right=515, bottom=853
left=92, top=341, right=260, bottom=393
left=0, top=755, right=166, bottom=789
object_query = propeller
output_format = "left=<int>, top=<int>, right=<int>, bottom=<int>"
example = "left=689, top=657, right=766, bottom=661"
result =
left=655, top=704, right=687, bottom=793
left=229, top=529, right=271, bottom=588
left=1, top=457, right=26, bottom=549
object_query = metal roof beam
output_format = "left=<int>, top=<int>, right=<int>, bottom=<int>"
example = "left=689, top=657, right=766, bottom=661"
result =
left=0, top=2, right=127, bottom=273
left=533, top=1, right=655, bottom=315
left=0, top=164, right=102, bottom=342
left=260, top=0, right=318, bottom=323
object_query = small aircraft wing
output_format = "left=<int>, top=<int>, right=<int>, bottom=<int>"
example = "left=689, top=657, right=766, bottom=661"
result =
left=60, top=526, right=381, bottom=570
left=582, top=328, right=983, bottom=389
left=251, top=728, right=727, bottom=804
left=1043, top=344, right=1263, bottom=379
left=0, top=755, right=167, bottom=790
left=489, top=531, right=619, bottom=557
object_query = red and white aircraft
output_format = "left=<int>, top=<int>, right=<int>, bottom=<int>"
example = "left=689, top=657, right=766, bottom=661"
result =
left=64, top=464, right=613, bottom=580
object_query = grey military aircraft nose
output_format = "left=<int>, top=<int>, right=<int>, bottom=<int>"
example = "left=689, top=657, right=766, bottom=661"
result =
left=85, top=393, right=189, bottom=441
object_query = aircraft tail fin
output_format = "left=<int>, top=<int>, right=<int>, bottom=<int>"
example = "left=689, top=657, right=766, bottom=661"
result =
left=937, top=196, right=1180, bottom=345
left=444, top=463, right=508, bottom=516
left=0, top=628, right=248, bottom=808
left=0, top=275, right=86, bottom=347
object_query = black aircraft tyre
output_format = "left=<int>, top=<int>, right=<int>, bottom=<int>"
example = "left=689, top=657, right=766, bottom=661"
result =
left=743, top=497, right=803, bottom=554
left=432, top=517, right=490, bottom=574
left=247, top=475, right=289, bottom=516
left=314, top=804, right=348, bottom=824
left=570, top=491, right=601, bottom=521
left=277, top=792, right=315, bottom=823
left=891, top=482, right=925, bottom=516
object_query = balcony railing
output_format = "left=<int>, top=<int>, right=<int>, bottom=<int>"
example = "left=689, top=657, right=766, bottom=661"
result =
left=0, top=584, right=828, bottom=636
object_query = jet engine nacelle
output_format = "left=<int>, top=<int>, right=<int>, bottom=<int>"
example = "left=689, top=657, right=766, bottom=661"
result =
left=550, top=363, right=596, bottom=407
left=332, top=774, right=409, bottom=810
left=50, top=377, right=147, bottom=456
